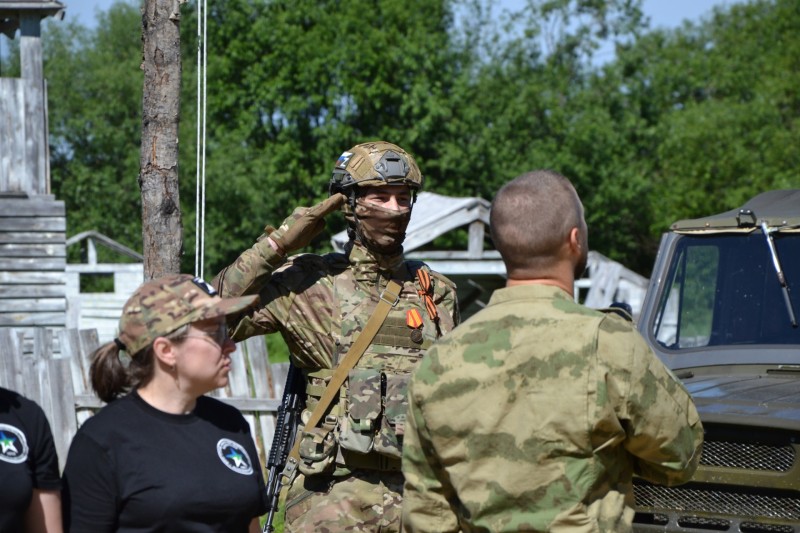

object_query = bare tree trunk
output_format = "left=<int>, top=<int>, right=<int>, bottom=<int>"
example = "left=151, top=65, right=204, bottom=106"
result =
left=139, top=0, right=183, bottom=281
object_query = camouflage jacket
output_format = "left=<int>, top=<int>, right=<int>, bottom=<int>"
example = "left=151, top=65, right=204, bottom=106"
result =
left=214, top=239, right=459, bottom=369
left=401, top=284, right=703, bottom=533
left=213, top=238, right=459, bottom=470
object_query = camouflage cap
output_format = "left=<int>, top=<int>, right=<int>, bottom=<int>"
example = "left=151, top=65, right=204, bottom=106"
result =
left=116, top=274, right=258, bottom=356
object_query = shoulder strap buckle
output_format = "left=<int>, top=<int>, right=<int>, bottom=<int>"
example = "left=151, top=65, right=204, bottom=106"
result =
left=380, top=284, right=401, bottom=307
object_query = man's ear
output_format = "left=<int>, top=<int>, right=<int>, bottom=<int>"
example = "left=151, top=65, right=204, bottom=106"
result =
left=152, top=337, right=177, bottom=367
left=568, top=227, right=583, bottom=258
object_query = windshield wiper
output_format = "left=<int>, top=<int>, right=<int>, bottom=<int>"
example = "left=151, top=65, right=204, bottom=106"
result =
left=761, top=221, right=798, bottom=328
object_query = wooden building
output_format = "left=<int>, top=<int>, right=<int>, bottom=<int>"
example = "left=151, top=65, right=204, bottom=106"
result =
left=0, top=1, right=67, bottom=339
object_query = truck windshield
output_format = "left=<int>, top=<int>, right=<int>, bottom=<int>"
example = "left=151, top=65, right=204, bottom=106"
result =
left=653, top=232, right=800, bottom=350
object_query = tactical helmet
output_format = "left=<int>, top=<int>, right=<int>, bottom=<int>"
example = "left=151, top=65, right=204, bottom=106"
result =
left=329, top=141, right=424, bottom=196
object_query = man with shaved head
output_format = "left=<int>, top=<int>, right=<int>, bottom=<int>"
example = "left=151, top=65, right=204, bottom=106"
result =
left=401, top=170, right=703, bottom=532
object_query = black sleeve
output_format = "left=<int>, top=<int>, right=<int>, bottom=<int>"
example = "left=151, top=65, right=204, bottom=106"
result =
left=62, top=432, right=118, bottom=533
left=25, top=397, right=61, bottom=490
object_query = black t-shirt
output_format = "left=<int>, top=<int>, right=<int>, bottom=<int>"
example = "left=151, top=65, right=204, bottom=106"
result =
left=0, top=387, right=61, bottom=533
left=63, top=391, right=268, bottom=532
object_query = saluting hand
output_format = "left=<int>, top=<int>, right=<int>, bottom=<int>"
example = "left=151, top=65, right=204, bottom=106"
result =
left=265, top=193, right=347, bottom=256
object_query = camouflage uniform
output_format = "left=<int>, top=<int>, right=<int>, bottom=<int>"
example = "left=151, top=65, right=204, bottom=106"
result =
left=402, top=284, right=703, bottom=533
left=215, top=236, right=459, bottom=532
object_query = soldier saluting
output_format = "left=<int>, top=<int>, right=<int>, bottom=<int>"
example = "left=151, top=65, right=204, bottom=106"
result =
left=213, top=141, right=459, bottom=532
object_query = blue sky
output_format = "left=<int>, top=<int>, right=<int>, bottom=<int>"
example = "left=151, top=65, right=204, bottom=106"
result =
left=65, top=0, right=745, bottom=31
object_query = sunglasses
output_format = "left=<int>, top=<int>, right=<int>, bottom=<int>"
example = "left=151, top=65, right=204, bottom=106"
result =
left=185, top=321, right=230, bottom=347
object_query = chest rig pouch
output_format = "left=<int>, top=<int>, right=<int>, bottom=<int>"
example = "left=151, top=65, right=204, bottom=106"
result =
left=333, top=266, right=437, bottom=462
left=293, top=266, right=440, bottom=475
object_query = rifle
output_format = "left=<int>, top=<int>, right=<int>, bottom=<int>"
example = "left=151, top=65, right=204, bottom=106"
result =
left=263, top=362, right=305, bottom=533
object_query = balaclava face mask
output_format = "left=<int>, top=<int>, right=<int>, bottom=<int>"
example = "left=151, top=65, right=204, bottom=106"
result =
left=353, top=197, right=411, bottom=256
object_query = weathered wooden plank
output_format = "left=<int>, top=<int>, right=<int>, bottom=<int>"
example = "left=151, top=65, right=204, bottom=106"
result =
left=0, top=232, right=66, bottom=244
left=271, top=363, right=290, bottom=400
left=468, top=220, right=485, bottom=259
left=20, top=15, right=43, bottom=83
left=0, top=271, right=65, bottom=284
left=0, top=243, right=66, bottom=258
left=228, top=342, right=250, bottom=397
left=0, top=328, right=24, bottom=392
left=0, top=258, right=66, bottom=271
left=0, top=298, right=66, bottom=313
left=216, top=398, right=282, bottom=411
left=31, top=328, right=53, bottom=431
left=70, top=295, right=128, bottom=307
left=58, top=328, right=89, bottom=398
left=0, top=199, right=65, bottom=217
left=23, top=77, right=45, bottom=195
left=245, top=336, right=274, bottom=399
left=74, top=394, right=105, bottom=410
left=0, top=82, right=15, bottom=191
left=78, top=308, right=125, bottom=320
left=0, top=217, right=66, bottom=231
left=0, top=312, right=66, bottom=327
left=0, top=285, right=66, bottom=298
left=406, top=250, right=502, bottom=260
left=47, top=355, right=77, bottom=470
left=0, top=80, right=26, bottom=191
left=66, top=263, right=144, bottom=274
left=77, top=329, right=101, bottom=390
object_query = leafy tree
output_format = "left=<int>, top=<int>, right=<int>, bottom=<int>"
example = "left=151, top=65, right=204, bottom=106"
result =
left=612, top=0, right=800, bottom=238
left=13, top=0, right=797, bottom=284
left=189, top=0, right=467, bottom=277
left=43, top=3, right=144, bottom=264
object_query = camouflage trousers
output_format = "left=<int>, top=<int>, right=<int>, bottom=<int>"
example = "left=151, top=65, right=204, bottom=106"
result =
left=284, top=469, right=404, bottom=532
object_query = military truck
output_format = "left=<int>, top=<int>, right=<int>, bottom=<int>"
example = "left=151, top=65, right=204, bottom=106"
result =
left=632, top=190, right=800, bottom=532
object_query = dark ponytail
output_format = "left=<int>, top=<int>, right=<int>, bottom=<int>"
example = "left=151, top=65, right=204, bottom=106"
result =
left=89, top=342, right=132, bottom=403
left=89, top=325, right=189, bottom=403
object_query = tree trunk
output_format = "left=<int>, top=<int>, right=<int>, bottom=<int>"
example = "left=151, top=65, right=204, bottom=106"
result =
left=139, top=0, right=183, bottom=281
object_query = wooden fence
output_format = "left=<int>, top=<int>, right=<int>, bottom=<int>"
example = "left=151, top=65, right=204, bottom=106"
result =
left=0, top=327, right=289, bottom=470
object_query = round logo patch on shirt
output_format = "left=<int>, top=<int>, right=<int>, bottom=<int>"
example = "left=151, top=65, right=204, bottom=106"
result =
left=216, top=438, right=254, bottom=475
left=0, top=424, right=28, bottom=464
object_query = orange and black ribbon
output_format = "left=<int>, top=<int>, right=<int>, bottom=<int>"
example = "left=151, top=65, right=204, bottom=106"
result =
left=416, top=268, right=441, bottom=337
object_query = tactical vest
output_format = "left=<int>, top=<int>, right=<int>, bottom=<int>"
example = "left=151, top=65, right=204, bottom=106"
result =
left=297, top=262, right=449, bottom=475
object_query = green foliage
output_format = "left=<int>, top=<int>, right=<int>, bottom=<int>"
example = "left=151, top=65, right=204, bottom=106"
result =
left=181, top=0, right=466, bottom=276
left=27, top=0, right=799, bottom=282
left=43, top=3, right=144, bottom=260
left=611, top=0, right=800, bottom=240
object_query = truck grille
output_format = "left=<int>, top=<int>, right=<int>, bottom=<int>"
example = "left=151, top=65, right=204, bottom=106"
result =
left=633, top=483, right=800, bottom=521
left=701, top=440, right=794, bottom=472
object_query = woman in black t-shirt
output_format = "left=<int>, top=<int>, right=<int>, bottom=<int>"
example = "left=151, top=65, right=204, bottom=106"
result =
left=62, top=274, right=266, bottom=533
left=0, top=387, right=62, bottom=533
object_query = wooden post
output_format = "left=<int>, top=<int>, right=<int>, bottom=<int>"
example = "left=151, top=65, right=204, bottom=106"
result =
left=18, top=14, right=47, bottom=195
left=139, top=0, right=184, bottom=281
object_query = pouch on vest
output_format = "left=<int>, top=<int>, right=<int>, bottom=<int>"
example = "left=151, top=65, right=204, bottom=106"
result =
left=374, top=372, right=410, bottom=459
left=297, top=422, right=337, bottom=476
left=339, top=368, right=381, bottom=454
